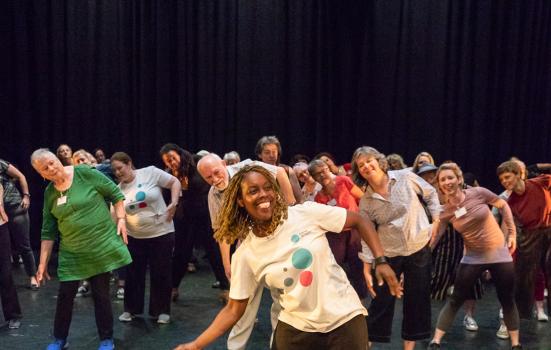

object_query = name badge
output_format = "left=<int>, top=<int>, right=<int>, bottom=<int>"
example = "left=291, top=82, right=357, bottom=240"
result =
left=454, top=206, right=467, bottom=218
left=57, top=196, right=67, bottom=206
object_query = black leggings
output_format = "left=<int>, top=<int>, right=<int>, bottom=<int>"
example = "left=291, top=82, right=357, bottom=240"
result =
left=436, top=262, right=519, bottom=331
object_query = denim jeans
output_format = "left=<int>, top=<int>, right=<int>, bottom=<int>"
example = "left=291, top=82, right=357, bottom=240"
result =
left=367, top=245, right=432, bottom=342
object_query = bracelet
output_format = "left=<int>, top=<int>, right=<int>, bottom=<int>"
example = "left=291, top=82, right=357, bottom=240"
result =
left=372, top=256, right=389, bottom=269
left=23, top=193, right=31, bottom=198
left=117, top=217, right=126, bottom=221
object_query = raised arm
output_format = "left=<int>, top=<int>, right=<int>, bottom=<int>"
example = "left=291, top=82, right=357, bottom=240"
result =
left=276, top=166, right=296, bottom=205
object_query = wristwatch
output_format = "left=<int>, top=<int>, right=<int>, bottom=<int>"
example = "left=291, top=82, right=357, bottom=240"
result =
left=372, top=256, right=389, bottom=269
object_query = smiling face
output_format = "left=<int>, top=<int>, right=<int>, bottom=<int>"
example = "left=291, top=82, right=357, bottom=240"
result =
left=295, top=168, right=315, bottom=185
left=111, top=160, right=134, bottom=183
left=198, top=156, right=229, bottom=190
left=355, top=154, right=382, bottom=181
left=162, top=150, right=181, bottom=173
left=33, top=154, right=66, bottom=182
left=310, top=164, right=333, bottom=187
left=438, top=169, right=462, bottom=196
left=259, top=144, right=279, bottom=165
left=237, top=171, right=276, bottom=223
left=499, top=171, right=522, bottom=192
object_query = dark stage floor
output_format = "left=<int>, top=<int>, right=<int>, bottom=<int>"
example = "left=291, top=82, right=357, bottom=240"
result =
left=1, top=259, right=550, bottom=350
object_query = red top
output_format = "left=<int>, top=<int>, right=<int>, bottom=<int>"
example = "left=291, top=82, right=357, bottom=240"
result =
left=314, top=176, right=359, bottom=212
left=508, top=175, right=551, bottom=230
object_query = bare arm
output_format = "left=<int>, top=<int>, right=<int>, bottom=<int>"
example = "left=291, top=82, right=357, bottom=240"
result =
left=276, top=167, right=296, bottom=205
left=218, top=241, right=232, bottom=280
left=286, top=168, right=303, bottom=204
left=6, top=164, right=31, bottom=209
left=164, top=177, right=182, bottom=221
left=0, top=185, right=8, bottom=222
left=491, top=198, right=517, bottom=254
left=174, top=298, right=249, bottom=350
left=113, top=200, right=128, bottom=244
left=343, top=211, right=402, bottom=298
left=350, top=184, right=364, bottom=200
left=36, top=240, right=55, bottom=285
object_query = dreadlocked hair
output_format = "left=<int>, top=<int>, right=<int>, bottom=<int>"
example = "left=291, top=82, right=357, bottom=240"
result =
left=214, top=165, right=288, bottom=245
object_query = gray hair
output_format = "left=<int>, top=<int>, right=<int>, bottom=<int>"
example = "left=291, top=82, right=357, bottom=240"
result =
left=30, top=148, right=56, bottom=167
left=292, top=161, right=308, bottom=173
left=223, top=151, right=241, bottom=163
left=307, top=159, right=327, bottom=175
left=351, top=146, right=389, bottom=186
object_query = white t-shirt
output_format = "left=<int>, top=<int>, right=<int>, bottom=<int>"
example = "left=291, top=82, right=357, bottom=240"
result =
left=229, top=202, right=367, bottom=333
left=118, top=166, right=176, bottom=239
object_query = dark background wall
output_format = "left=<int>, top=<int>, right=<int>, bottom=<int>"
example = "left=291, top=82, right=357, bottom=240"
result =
left=1, top=0, right=551, bottom=241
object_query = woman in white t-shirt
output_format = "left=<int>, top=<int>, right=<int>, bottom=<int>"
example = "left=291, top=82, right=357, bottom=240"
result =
left=174, top=165, right=402, bottom=350
left=111, top=152, right=181, bottom=324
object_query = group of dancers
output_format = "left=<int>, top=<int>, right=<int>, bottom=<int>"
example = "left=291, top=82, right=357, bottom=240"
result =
left=0, top=136, right=550, bottom=350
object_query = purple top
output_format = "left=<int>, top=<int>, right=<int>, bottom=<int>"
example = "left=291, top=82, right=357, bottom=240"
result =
left=440, top=187, right=514, bottom=264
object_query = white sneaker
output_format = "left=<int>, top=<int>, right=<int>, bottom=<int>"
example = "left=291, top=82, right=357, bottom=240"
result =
left=463, top=315, right=479, bottom=331
left=118, top=312, right=134, bottom=322
left=537, top=309, right=549, bottom=322
left=496, top=324, right=510, bottom=339
left=157, top=313, right=170, bottom=324
left=116, top=287, right=125, bottom=300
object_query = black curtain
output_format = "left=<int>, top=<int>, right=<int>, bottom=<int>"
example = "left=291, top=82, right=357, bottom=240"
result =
left=3, top=0, right=551, bottom=196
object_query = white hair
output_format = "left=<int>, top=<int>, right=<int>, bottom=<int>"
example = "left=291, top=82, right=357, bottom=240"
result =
left=30, top=148, right=56, bottom=167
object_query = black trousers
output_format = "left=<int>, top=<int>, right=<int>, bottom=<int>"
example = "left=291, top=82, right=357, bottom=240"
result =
left=6, top=206, right=36, bottom=277
left=515, top=227, right=551, bottom=319
left=172, top=213, right=229, bottom=290
left=272, top=315, right=368, bottom=350
left=436, top=261, right=519, bottom=331
left=53, top=272, right=113, bottom=340
left=367, top=245, right=432, bottom=342
left=125, top=233, right=174, bottom=317
left=0, top=223, right=22, bottom=321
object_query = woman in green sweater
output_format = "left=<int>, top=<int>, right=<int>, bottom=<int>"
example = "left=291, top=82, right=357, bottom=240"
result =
left=31, top=149, right=132, bottom=350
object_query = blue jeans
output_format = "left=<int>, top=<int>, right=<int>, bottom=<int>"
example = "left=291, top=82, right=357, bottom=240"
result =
left=367, top=245, right=432, bottom=342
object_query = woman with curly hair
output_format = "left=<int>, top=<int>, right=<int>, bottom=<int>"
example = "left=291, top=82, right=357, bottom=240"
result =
left=174, top=165, right=402, bottom=350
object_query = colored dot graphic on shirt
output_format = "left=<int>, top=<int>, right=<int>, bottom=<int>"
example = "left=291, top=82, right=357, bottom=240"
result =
left=291, top=234, right=300, bottom=243
left=129, top=205, right=135, bottom=210
left=135, top=191, right=146, bottom=201
left=138, top=202, right=147, bottom=208
left=292, top=248, right=313, bottom=269
left=284, top=278, right=294, bottom=287
left=299, top=271, right=313, bottom=286
left=283, top=267, right=288, bottom=272
left=137, top=184, right=142, bottom=188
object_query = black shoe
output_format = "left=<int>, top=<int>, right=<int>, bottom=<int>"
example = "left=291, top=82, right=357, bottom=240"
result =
left=428, top=342, right=440, bottom=349
left=211, top=281, right=221, bottom=289
left=511, top=345, right=523, bottom=350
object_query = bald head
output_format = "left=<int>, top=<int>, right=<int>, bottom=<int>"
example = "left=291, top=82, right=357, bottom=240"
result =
left=197, top=153, right=230, bottom=190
